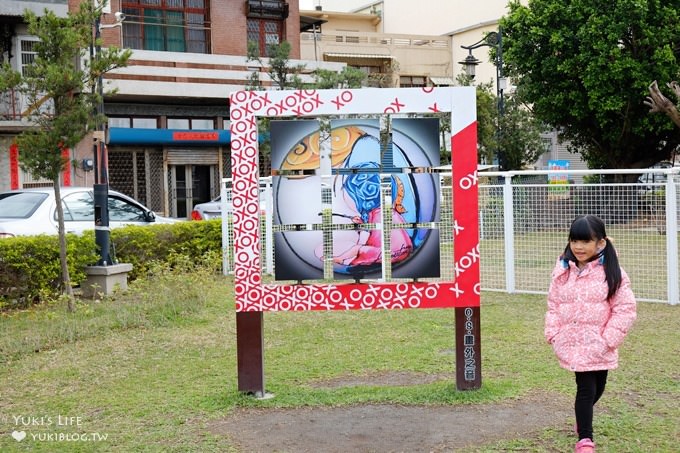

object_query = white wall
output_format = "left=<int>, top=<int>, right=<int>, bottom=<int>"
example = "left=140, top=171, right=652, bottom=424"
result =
left=380, top=0, right=511, bottom=35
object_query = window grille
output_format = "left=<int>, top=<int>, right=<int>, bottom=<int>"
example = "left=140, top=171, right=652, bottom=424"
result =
left=19, top=38, right=38, bottom=76
left=247, top=19, right=283, bottom=57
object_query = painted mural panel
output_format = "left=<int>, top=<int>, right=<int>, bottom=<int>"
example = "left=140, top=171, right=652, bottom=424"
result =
left=270, top=119, right=321, bottom=171
left=274, top=231, right=324, bottom=281
left=272, top=175, right=322, bottom=226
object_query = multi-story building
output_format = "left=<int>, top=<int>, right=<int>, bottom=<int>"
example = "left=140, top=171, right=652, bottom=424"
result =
left=299, top=6, right=455, bottom=89
left=1, top=0, right=344, bottom=217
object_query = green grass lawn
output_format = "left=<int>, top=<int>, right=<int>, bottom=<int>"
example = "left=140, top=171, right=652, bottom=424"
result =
left=0, top=266, right=678, bottom=452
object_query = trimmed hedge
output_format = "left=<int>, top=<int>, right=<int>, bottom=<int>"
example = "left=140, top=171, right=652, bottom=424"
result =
left=0, top=219, right=223, bottom=310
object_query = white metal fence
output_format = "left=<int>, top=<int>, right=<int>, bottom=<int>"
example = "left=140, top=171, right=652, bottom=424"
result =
left=222, top=168, right=679, bottom=305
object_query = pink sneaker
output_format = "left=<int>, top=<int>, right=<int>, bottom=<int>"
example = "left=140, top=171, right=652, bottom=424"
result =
left=575, top=438, right=595, bottom=453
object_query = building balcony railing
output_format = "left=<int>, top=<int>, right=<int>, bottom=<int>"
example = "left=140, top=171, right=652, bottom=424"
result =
left=0, top=88, right=23, bottom=121
left=301, top=31, right=451, bottom=49
left=300, top=30, right=453, bottom=81
left=0, top=88, right=53, bottom=125
left=2, top=49, right=347, bottom=124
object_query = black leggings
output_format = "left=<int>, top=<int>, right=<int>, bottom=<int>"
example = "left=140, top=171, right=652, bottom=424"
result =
left=575, top=370, right=608, bottom=441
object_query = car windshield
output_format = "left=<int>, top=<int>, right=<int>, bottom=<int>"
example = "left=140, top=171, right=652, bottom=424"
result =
left=0, top=192, right=48, bottom=219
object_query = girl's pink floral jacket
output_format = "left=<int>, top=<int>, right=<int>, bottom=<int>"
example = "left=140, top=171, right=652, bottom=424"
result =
left=545, top=258, right=637, bottom=372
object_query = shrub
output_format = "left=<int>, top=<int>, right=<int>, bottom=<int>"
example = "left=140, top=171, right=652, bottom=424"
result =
left=111, top=220, right=222, bottom=279
left=0, top=220, right=223, bottom=310
left=0, top=234, right=97, bottom=309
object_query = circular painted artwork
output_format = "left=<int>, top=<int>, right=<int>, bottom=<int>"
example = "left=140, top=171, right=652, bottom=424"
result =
left=272, top=118, right=441, bottom=281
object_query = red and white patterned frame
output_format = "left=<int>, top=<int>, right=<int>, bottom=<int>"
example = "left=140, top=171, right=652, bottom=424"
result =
left=229, top=87, right=479, bottom=312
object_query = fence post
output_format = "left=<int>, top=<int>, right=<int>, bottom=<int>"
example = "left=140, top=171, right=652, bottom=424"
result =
left=665, top=175, right=679, bottom=305
left=502, top=174, right=515, bottom=293
left=263, top=179, right=274, bottom=275
left=221, top=178, right=231, bottom=275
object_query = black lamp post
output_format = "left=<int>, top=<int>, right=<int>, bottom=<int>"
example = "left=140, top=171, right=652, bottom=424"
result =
left=91, top=6, right=125, bottom=265
left=459, top=29, right=506, bottom=170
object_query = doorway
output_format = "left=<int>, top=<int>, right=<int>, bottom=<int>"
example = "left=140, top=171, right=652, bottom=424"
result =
left=170, top=164, right=215, bottom=218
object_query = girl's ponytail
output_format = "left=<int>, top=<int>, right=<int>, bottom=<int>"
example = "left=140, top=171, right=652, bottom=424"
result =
left=601, top=237, right=622, bottom=300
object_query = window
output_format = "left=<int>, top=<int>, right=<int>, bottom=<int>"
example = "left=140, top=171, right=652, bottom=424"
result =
left=247, top=19, right=282, bottom=57
left=190, top=118, right=213, bottom=129
left=400, top=76, right=426, bottom=88
left=109, top=117, right=157, bottom=128
left=108, top=196, right=146, bottom=221
left=18, top=38, right=39, bottom=76
left=167, top=118, right=189, bottom=129
left=246, top=0, right=287, bottom=56
left=109, top=117, right=131, bottom=128
left=59, top=192, right=147, bottom=222
left=61, top=192, right=95, bottom=222
left=0, top=192, right=47, bottom=218
left=132, top=117, right=158, bottom=128
left=122, top=0, right=210, bottom=53
left=167, top=118, right=214, bottom=129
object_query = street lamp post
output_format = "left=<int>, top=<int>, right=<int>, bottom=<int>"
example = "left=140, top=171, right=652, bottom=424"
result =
left=92, top=6, right=125, bottom=265
left=459, top=28, right=506, bottom=170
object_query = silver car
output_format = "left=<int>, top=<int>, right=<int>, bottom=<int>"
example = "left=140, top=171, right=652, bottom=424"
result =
left=190, top=190, right=270, bottom=220
left=0, top=187, right=179, bottom=238
left=190, top=195, right=224, bottom=220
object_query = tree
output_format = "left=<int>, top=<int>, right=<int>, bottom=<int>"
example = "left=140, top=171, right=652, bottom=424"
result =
left=312, top=66, right=366, bottom=89
left=246, top=40, right=305, bottom=90
left=0, top=2, right=130, bottom=311
left=501, top=0, right=680, bottom=174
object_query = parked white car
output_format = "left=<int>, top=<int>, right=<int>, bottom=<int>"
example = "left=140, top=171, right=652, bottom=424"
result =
left=0, top=187, right=179, bottom=238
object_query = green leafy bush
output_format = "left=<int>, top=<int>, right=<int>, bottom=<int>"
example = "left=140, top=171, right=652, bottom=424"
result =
left=0, top=220, right=223, bottom=310
left=0, top=234, right=97, bottom=309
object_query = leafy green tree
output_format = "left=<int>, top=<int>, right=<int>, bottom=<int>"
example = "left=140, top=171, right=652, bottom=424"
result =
left=0, top=2, right=130, bottom=310
left=312, top=66, right=366, bottom=89
left=246, top=40, right=305, bottom=90
left=501, top=0, right=680, bottom=173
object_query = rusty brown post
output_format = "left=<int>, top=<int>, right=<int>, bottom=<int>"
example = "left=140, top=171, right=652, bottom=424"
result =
left=236, top=311, right=265, bottom=396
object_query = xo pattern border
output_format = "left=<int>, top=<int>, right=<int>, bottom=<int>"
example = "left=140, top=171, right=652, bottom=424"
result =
left=230, top=87, right=480, bottom=311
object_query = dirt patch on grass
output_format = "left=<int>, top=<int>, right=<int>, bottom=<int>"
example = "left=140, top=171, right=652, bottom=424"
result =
left=208, top=373, right=572, bottom=452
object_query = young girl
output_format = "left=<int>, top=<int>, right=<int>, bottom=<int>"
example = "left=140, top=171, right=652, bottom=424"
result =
left=545, top=215, right=636, bottom=453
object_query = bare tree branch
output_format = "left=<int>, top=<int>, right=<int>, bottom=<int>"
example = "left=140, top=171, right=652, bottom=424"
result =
left=645, top=80, right=680, bottom=128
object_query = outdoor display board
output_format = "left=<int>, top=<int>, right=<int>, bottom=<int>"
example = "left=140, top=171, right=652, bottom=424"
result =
left=230, top=87, right=479, bottom=311
left=229, top=87, right=481, bottom=392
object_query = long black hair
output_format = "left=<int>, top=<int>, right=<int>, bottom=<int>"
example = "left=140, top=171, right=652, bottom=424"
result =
left=562, top=215, right=622, bottom=300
